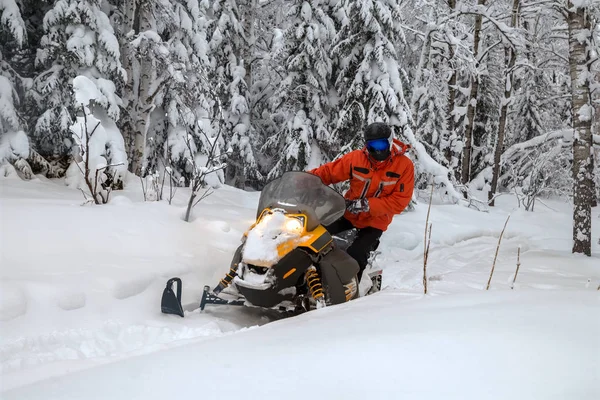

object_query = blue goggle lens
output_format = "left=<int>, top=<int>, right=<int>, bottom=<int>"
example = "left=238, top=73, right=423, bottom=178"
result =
left=367, top=138, right=390, bottom=151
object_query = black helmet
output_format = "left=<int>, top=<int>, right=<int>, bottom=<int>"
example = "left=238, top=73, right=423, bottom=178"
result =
left=364, top=122, right=392, bottom=161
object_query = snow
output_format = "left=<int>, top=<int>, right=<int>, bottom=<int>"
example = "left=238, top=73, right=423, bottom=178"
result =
left=0, top=76, right=20, bottom=132
left=0, top=130, right=29, bottom=162
left=0, top=0, right=26, bottom=46
left=0, top=177, right=599, bottom=399
left=72, top=76, right=122, bottom=120
left=569, top=0, right=594, bottom=10
left=271, top=28, right=284, bottom=53
left=577, top=103, right=593, bottom=122
left=67, top=77, right=127, bottom=189
left=72, top=76, right=102, bottom=107
left=242, top=211, right=302, bottom=266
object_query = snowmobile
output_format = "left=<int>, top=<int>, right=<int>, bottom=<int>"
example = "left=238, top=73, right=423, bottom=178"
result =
left=161, top=171, right=382, bottom=317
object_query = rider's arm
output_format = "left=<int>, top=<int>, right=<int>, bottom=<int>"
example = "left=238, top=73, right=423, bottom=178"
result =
left=368, top=158, right=414, bottom=217
left=308, top=152, right=353, bottom=185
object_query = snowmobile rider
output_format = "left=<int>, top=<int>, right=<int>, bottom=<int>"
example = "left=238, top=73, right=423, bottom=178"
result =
left=309, top=122, right=415, bottom=281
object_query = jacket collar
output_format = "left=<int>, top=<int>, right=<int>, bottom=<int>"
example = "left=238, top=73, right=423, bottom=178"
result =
left=391, top=138, right=411, bottom=156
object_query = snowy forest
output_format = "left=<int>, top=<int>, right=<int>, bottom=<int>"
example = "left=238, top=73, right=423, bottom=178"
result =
left=0, top=0, right=599, bottom=254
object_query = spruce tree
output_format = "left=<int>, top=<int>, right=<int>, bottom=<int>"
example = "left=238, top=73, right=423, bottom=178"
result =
left=266, top=0, right=337, bottom=179
left=0, top=0, right=26, bottom=139
left=143, top=0, right=219, bottom=186
left=332, top=0, right=410, bottom=148
left=207, top=0, right=261, bottom=188
left=32, top=0, right=125, bottom=158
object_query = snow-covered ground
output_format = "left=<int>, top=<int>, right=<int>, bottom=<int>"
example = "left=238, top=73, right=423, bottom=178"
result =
left=1, top=175, right=599, bottom=399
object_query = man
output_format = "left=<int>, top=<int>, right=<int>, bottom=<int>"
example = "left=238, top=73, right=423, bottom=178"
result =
left=309, top=122, right=415, bottom=281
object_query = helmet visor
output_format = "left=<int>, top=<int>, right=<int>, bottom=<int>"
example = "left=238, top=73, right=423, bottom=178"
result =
left=366, top=138, right=390, bottom=152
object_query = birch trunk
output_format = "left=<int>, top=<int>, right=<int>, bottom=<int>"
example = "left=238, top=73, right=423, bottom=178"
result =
left=592, top=74, right=600, bottom=208
left=567, top=2, right=593, bottom=256
left=489, top=0, right=519, bottom=206
left=119, top=0, right=138, bottom=169
left=460, top=0, right=486, bottom=185
left=130, top=2, right=157, bottom=176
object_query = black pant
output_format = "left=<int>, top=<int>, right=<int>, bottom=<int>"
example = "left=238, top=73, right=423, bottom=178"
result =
left=325, top=217, right=383, bottom=281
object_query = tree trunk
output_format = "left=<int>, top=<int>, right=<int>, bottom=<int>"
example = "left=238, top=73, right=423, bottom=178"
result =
left=446, top=45, right=457, bottom=166
left=460, top=0, right=486, bottom=185
left=129, top=2, right=156, bottom=176
left=119, top=0, right=138, bottom=170
left=489, top=0, right=519, bottom=206
left=567, top=2, right=593, bottom=256
left=592, top=74, right=600, bottom=208
left=445, top=0, right=457, bottom=169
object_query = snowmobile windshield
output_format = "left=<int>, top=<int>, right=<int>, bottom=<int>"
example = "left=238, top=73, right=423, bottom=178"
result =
left=257, top=172, right=346, bottom=227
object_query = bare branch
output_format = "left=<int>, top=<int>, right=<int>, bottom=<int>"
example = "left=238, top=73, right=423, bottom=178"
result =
left=478, top=39, right=503, bottom=64
left=192, top=187, right=214, bottom=208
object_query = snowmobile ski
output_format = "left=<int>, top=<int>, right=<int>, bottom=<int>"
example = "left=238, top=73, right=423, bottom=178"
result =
left=161, top=277, right=185, bottom=317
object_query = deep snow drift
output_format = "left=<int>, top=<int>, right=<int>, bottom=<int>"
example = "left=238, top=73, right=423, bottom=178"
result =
left=1, top=174, right=599, bottom=399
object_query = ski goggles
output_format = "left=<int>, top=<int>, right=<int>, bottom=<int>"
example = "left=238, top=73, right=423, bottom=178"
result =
left=366, top=137, right=391, bottom=152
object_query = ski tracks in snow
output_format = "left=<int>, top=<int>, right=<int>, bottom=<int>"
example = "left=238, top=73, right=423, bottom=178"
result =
left=0, top=276, right=275, bottom=392
left=2, top=320, right=221, bottom=374
left=0, top=307, right=274, bottom=391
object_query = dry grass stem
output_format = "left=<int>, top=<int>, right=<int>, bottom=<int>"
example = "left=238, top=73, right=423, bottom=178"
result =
left=424, top=223, right=432, bottom=294
left=486, top=214, right=511, bottom=290
left=423, top=185, right=434, bottom=294
left=511, top=246, right=521, bottom=290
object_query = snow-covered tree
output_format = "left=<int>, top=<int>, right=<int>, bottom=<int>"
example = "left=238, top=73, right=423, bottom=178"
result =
left=471, top=43, right=502, bottom=182
left=403, top=0, right=473, bottom=184
left=566, top=0, right=595, bottom=256
left=207, top=0, right=262, bottom=189
left=147, top=1, right=219, bottom=186
left=112, top=0, right=165, bottom=176
left=109, top=0, right=221, bottom=186
left=412, top=55, right=449, bottom=181
left=265, top=0, right=337, bottom=179
left=409, top=4, right=454, bottom=172
left=332, top=0, right=411, bottom=147
left=31, top=0, right=125, bottom=161
left=458, top=0, right=486, bottom=185
left=0, top=0, right=28, bottom=169
left=65, top=76, right=127, bottom=203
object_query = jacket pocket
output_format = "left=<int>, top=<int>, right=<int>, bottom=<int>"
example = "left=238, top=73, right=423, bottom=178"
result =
left=374, top=180, right=398, bottom=197
left=350, top=171, right=372, bottom=199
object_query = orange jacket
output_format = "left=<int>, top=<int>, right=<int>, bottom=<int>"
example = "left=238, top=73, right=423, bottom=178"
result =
left=309, top=139, right=414, bottom=231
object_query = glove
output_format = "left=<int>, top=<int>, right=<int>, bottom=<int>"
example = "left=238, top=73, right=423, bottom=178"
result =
left=346, top=198, right=370, bottom=214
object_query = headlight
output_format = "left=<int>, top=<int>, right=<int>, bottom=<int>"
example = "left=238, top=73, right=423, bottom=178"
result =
left=284, top=216, right=304, bottom=233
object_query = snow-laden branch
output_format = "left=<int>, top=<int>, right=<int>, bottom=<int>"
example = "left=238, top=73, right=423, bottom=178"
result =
left=501, top=129, right=572, bottom=163
left=0, top=0, right=26, bottom=47
left=402, top=126, right=464, bottom=202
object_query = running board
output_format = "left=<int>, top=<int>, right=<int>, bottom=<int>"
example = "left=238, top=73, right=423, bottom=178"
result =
left=200, top=285, right=245, bottom=310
